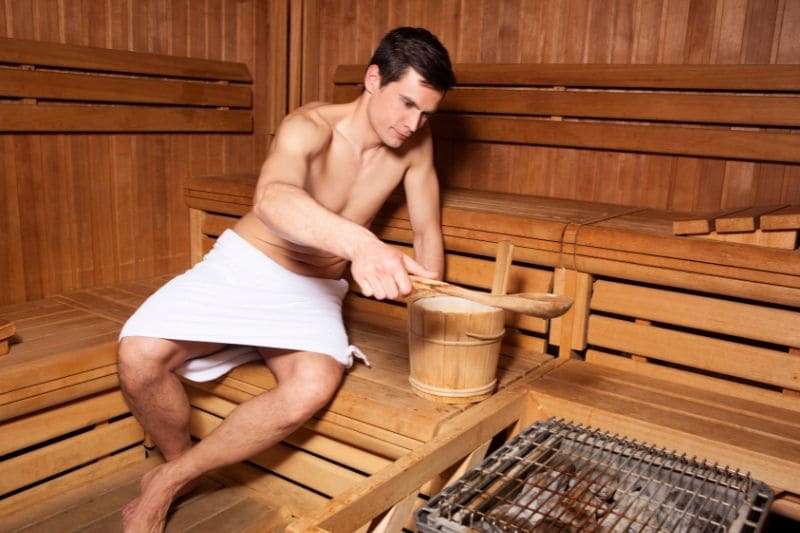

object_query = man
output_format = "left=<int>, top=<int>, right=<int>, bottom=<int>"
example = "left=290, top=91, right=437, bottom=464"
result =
left=117, top=27, right=455, bottom=532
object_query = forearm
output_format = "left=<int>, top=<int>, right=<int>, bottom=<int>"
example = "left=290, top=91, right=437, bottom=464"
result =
left=413, top=229, right=444, bottom=280
left=253, top=182, right=378, bottom=260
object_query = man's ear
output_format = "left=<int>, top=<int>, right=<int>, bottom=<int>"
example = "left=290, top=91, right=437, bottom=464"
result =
left=364, top=64, right=381, bottom=93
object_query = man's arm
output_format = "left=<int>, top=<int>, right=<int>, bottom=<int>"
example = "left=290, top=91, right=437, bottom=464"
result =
left=403, top=127, right=445, bottom=280
left=252, top=112, right=436, bottom=299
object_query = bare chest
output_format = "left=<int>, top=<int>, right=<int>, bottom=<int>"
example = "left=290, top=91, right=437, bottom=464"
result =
left=306, top=142, right=408, bottom=225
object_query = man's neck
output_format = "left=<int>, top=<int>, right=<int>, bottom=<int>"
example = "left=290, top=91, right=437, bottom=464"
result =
left=337, top=93, right=384, bottom=155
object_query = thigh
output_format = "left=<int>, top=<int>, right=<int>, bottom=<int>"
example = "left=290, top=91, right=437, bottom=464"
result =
left=119, top=336, right=227, bottom=371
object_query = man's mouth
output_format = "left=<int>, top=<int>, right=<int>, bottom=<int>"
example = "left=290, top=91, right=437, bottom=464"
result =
left=393, top=127, right=409, bottom=142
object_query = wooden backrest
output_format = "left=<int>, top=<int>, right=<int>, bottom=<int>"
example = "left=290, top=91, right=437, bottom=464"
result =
left=334, top=63, right=800, bottom=163
left=584, top=278, right=800, bottom=392
left=0, top=37, right=252, bottom=132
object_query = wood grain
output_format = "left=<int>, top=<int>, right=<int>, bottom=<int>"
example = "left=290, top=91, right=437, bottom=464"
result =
left=0, top=1, right=275, bottom=306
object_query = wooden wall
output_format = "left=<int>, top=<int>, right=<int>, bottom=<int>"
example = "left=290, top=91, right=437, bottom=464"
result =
left=0, top=0, right=286, bottom=306
left=2, top=0, right=799, bottom=306
left=297, top=0, right=800, bottom=211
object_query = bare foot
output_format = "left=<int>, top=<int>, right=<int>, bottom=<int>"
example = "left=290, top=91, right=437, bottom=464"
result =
left=122, top=463, right=198, bottom=532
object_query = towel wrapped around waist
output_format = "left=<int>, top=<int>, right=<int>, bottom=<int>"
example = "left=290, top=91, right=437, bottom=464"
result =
left=120, top=229, right=367, bottom=382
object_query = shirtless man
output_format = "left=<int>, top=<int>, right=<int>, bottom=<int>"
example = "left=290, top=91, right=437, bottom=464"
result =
left=117, top=27, right=455, bottom=532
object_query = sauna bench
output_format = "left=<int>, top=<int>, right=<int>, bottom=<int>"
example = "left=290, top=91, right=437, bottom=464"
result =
left=0, top=270, right=554, bottom=531
left=185, top=171, right=800, bottom=528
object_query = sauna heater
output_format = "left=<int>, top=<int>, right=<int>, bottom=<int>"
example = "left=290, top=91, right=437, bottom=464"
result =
left=416, top=418, right=773, bottom=532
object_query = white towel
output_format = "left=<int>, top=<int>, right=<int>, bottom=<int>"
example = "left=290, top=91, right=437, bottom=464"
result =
left=120, top=230, right=368, bottom=382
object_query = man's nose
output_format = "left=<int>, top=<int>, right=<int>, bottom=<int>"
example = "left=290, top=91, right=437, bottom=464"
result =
left=406, top=110, right=423, bottom=132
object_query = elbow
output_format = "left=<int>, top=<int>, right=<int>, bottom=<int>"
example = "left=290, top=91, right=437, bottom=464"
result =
left=253, top=182, right=287, bottom=225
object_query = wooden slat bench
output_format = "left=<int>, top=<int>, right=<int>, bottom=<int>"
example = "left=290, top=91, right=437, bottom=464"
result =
left=0, top=37, right=252, bottom=133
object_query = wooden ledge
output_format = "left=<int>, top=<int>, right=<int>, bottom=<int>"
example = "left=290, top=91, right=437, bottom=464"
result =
left=0, top=275, right=171, bottom=421
left=0, top=319, right=14, bottom=356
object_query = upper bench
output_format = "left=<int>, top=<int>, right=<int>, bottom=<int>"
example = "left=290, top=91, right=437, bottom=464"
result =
left=0, top=37, right=252, bottom=133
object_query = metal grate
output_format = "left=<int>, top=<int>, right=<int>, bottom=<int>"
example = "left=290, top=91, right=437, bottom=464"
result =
left=416, top=418, right=773, bottom=532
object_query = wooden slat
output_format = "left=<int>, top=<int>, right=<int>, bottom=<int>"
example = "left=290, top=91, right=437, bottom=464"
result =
left=333, top=84, right=800, bottom=126
left=715, top=205, right=789, bottom=233
left=591, top=280, right=800, bottom=347
left=0, top=416, right=143, bottom=496
left=430, top=114, right=800, bottom=163
left=0, top=103, right=252, bottom=132
left=442, top=89, right=800, bottom=127
left=550, top=362, right=800, bottom=441
left=0, top=37, right=252, bottom=82
left=0, top=371, right=118, bottom=423
left=209, top=462, right=326, bottom=517
left=574, top=254, right=800, bottom=307
left=672, top=207, right=750, bottom=235
left=0, top=68, right=252, bottom=107
left=190, top=408, right=366, bottom=498
left=202, top=212, right=240, bottom=237
left=585, top=350, right=800, bottom=413
left=0, top=448, right=147, bottom=530
left=587, top=314, right=800, bottom=390
left=187, top=387, right=392, bottom=474
left=0, top=340, right=118, bottom=395
left=692, top=229, right=798, bottom=250
left=0, top=389, right=129, bottom=455
left=335, top=63, right=800, bottom=91
left=761, top=205, right=800, bottom=230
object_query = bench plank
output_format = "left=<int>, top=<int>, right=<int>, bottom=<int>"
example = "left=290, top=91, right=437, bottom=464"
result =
left=587, top=314, right=800, bottom=390
left=0, top=102, right=252, bottom=132
left=761, top=204, right=800, bottom=230
left=0, top=416, right=143, bottom=497
left=335, top=63, right=800, bottom=91
left=431, top=114, right=800, bottom=163
left=0, top=389, right=129, bottom=455
left=0, top=69, right=252, bottom=107
left=0, top=37, right=252, bottom=82
left=591, top=280, right=800, bottom=347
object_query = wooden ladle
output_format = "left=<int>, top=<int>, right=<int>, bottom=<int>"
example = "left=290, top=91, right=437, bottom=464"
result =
left=409, top=275, right=573, bottom=319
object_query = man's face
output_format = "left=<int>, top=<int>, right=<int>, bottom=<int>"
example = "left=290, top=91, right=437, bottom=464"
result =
left=366, top=66, right=444, bottom=148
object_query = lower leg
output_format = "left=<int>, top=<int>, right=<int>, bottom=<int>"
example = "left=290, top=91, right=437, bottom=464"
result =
left=117, top=337, right=225, bottom=460
left=121, top=350, right=343, bottom=532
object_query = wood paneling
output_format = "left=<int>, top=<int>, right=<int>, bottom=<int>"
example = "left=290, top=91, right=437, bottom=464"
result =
left=299, top=0, right=800, bottom=213
left=3, top=0, right=799, bottom=306
left=0, top=0, right=280, bottom=306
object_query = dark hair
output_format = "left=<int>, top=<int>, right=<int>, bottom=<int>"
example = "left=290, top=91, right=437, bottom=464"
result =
left=368, top=27, right=455, bottom=92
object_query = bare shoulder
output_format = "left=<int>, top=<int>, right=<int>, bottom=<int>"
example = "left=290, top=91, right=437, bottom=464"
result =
left=273, top=103, right=334, bottom=153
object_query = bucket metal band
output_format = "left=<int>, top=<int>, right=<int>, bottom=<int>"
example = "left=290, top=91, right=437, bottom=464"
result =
left=408, top=376, right=497, bottom=397
left=408, top=328, right=506, bottom=346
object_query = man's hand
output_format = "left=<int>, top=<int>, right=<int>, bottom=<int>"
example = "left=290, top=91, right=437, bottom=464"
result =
left=350, top=240, right=438, bottom=300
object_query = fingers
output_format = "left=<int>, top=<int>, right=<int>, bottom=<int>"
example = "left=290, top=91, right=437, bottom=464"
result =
left=352, top=243, right=439, bottom=300
left=402, top=254, right=439, bottom=280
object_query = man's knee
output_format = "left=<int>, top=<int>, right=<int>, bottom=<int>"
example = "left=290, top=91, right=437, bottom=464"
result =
left=117, top=337, right=175, bottom=390
left=282, top=358, right=344, bottom=422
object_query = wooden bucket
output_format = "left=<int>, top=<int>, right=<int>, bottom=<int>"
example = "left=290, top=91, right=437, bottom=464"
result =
left=408, top=296, right=505, bottom=403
